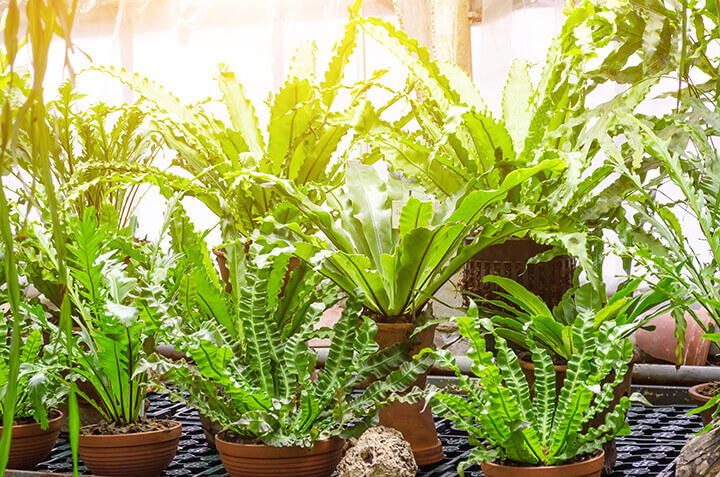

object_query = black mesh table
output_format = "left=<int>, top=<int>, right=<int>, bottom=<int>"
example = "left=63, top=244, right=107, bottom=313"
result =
left=32, top=394, right=701, bottom=476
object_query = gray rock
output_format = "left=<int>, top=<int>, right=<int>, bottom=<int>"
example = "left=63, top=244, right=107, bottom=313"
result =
left=337, top=426, right=418, bottom=477
left=677, top=421, right=720, bottom=476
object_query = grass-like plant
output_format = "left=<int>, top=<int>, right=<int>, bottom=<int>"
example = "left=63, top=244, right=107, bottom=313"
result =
left=419, top=303, right=633, bottom=475
left=141, top=206, right=432, bottom=446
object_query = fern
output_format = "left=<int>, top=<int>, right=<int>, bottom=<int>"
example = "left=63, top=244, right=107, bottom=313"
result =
left=141, top=215, right=431, bottom=446
left=422, top=301, right=634, bottom=471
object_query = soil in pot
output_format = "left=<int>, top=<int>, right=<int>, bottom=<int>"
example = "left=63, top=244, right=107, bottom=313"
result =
left=0, top=409, right=63, bottom=470
left=482, top=450, right=604, bottom=477
left=689, top=382, right=720, bottom=426
left=373, top=321, right=444, bottom=466
left=78, top=418, right=181, bottom=477
left=215, top=430, right=344, bottom=477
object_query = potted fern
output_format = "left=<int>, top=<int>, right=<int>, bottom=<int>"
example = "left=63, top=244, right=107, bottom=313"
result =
left=260, top=158, right=559, bottom=464
left=58, top=210, right=181, bottom=477
left=0, top=304, right=67, bottom=470
left=420, top=302, right=634, bottom=476
left=141, top=211, right=431, bottom=477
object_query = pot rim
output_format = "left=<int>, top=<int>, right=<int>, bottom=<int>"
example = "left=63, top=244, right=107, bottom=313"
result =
left=78, top=420, right=182, bottom=446
left=481, top=449, right=604, bottom=472
left=0, top=408, right=63, bottom=435
left=689, top=382, right=720, bottom=403
left=215, top=432, right=344, bottom=456
left=215, top=432, right=343, bottom=449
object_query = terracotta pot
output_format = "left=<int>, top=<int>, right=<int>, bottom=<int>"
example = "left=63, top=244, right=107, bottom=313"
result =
left=518, top=352, right=636, bottom=474
left=215, top=433, right=344, bottom=477
left=0, top=410, right=62, bottom=470
left=78, top=420, right=182, bottom=477
left=635, top=309, right=714, bottom=365
left=481, top=450, right=604, bottom=477
left=374, top=322, right=444, bottom=466
left=460, top=237, right=576, bottom=309
left=689, top=382, right=720, bottom=426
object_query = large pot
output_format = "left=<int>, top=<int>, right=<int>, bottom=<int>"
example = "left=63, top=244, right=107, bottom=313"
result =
left=78, top=420, right=182, bottom=477
left=460, top=237, right=576, bottom=309
left=689, top=382, right=720, bottom=426
left=518, top=352, right=636, bottom=474
left=0, top=409, right=62, bottom=470
left=481, top=450, right=604, bottom=477
left=374, top=322, right=444, bottom=466
left=215, top=433, right=343, bottom=477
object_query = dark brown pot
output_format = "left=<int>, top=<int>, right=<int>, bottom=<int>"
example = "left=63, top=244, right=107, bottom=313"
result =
left=460, top=237, right=576, bottom=309
left=78, top=421, right=182, bottom=477
left=689, top=383, right=719, bottom=426
left=374, top=322, right=444, bottom=466
left=481, top=450, right=604, bottom=477
left=1, top=410, right=62, bottom=470
left=199, top=413, right=223, bottom=448
left=215, top=434, right=344, bottom=477
left=518, top=352, right=636, bottom=474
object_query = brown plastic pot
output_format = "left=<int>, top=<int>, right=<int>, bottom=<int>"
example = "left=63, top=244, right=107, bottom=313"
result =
left=0, top=410, right=62, bottom=470
left=215, top=434, right=344, bottom=477
left=374, top=322, right=444, bottom=466
left=481, top=450, right=604, bottom=477
left=78, top=420, right=182, bottom=477
left=689, top=382, right=720, bottom=426
left=460, top=237, right=576, bottom=309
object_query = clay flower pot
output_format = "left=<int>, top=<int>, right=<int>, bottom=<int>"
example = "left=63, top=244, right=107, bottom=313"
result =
left=689, top=382, right=720, bottom=426
left=374, top=322, right=444, bottom=466
left=481, top=451, right=604, bottom=477
left=0, top=409, right=62, bottom=470
left=78, top=420, right=182, bottom=477
left=215, top=433, right=344, bottom=477
left=635, top=309, right=714, bottom=365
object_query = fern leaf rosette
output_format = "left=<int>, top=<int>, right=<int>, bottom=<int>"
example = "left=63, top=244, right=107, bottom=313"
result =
left=141, top=207, right=431, bottom=447
left=259, top=160, right=560, bottom=322
left=420, top=303, right=633, bottom=474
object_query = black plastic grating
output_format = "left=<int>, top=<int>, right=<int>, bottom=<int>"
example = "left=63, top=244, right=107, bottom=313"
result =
left=32, top=394, right=702, bottom=476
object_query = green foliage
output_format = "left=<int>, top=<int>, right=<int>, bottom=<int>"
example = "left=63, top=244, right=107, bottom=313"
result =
left=263, top=160, right=557, bottom=320
left=0, top=305, right=67, bottom=428
left=475, top=276, right=672, bottom=360
left=0, top=1, right=82, bottom=473
left=594, top=0, right=720, bottom=367
left=142, top=207, right=432, bottom=446
left=421, top=303, right=633, bottom=473
left=90, top=1, right=380, bottom=246
left=350, top=0, right=687, bottom=294
left=41, top=208, right=160, bottom=426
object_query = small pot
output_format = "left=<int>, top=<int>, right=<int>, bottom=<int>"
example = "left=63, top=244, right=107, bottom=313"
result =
left=215, top=433, right=344, bottom=477
left=0, top=409, right=62, bottom=470
left=689, top=382, right=720, bottom=426
left=374, top=322, right=444, bottom=466
left=78, top=420, right=182, bottom=477
left=481, top=450, right=604, bottom=477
